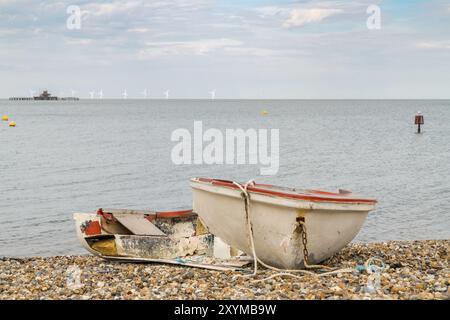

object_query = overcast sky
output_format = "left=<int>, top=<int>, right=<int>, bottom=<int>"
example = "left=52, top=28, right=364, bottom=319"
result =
left=1, top=0, right=449, bottom=99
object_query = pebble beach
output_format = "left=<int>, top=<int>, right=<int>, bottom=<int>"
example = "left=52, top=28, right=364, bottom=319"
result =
left=0, top=240, right=448, bottom=300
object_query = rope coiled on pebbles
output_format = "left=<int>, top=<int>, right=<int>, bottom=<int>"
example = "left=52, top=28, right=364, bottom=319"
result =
left=232, top=180, right=356, bottom=283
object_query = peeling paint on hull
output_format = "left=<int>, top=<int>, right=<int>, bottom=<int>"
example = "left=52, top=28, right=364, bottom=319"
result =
left=74, top=210, right=247, bottom=271
left=75, top=210, right=213, bottom=256
left=115, top=234, right=213, bottom=259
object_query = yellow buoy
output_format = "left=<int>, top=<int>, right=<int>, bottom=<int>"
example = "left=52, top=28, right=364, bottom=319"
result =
left=261, top=110, right=269, bottom=116
left=2, top=115, right=8, bottom=121
left=9, top=121, right=16, bottom=127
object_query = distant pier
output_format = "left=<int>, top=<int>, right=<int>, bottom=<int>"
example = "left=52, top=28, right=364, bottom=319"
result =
left=9, top=90, right=79, bottom=101
left=9, top=97, right=34, bottom=101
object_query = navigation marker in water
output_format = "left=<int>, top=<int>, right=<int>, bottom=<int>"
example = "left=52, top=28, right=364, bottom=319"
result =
left=415, top=111, right=424, bottom=134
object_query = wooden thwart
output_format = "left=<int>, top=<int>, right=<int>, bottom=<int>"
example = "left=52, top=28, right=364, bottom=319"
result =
left=113, top=213, right=166, bottom=236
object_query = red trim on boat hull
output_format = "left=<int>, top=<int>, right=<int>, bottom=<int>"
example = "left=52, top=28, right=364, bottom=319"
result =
left=192, top=178, right=377, bottom=204
left=156, top=210, right=194, bottom=219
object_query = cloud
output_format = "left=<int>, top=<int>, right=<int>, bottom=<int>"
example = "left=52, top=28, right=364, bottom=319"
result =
left=224, top=46, right=297, bottom=58
left=82, top=0, right=210, bottom=17
left=255, top=6, right=289, bottom=18
left=138, top=38, right=299, bottom=59
left=0, top=27, right=18, bottom=36
left=82, top=1, right=143, bottom=17
left=64, top=38, right=93, bottom=46
left=143, top=0, right=211, bottom=10
left=416, top=41, right=450, bottom=50
left=138, top=38, right=242, bottom=58
left=127, top=27, right=151, bottom=33
left=0, top=0, right=17, bottom=5
left=283, top=8, right=342, bottom=28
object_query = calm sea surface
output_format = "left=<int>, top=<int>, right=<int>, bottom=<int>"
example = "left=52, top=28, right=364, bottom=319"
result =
left=0, top=99, right=449, bottom=256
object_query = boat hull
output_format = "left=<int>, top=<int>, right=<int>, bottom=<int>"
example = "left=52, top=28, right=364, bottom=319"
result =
left=73, top=210, right=213, bottom=259
left=191, top=179, right=375, bottom=269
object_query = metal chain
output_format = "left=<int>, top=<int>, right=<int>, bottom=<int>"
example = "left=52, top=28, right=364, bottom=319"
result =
left=299, top=222, right=310, bottom=265
left=299, top=221, right=334, bottom=270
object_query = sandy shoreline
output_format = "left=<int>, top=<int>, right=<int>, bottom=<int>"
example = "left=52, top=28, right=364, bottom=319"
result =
left=0, top=240, right=448, bottom=300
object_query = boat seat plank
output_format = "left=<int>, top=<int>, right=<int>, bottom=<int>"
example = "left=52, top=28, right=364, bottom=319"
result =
left=102, top=208, right=157, bottom=216
left=113, top=213, right=165, bottom=236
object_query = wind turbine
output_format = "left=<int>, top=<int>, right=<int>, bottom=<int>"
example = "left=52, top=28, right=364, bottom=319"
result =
left=164, top=90, right=170, bottom=99
left=89, top=91, right=95, bottom=99
left=209, top=89, right=216, bottom=100
left=122, top=89, right=128, bottom=99
left=141, top=88, right=148, bottom=99
left=98, top=89, right=103, bottom=99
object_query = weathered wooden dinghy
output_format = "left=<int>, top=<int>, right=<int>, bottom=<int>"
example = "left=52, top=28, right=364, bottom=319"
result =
left=191, top=178, right=377, bottom=270
left=73, top=208, right=247, bottom=270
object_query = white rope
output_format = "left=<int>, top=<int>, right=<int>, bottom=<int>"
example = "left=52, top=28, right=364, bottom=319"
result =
left=232, top=180, right=258, bottom=276
left=252, top=272, right=305, bottom=283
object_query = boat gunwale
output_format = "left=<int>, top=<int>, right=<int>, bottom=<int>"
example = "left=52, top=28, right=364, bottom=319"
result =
left=192, top=178, right=377, bottom=205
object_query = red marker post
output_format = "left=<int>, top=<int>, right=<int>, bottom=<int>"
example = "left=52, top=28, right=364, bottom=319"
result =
left=414, top=111, right=424, bottom=134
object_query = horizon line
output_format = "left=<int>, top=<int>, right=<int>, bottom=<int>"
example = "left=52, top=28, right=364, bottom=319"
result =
left=2, top=98, right=450, bottom=101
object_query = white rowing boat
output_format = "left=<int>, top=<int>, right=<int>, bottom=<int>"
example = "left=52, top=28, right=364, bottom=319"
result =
left=191, top=178, right=377, bottom=269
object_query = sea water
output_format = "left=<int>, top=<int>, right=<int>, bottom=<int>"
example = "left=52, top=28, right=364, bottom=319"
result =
left=0, top=99, right=449, bottom=256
